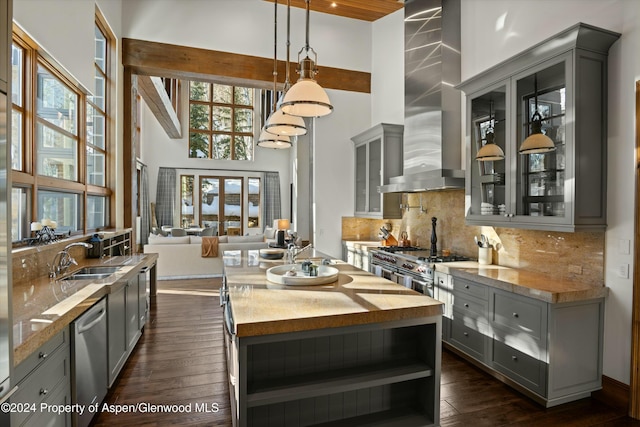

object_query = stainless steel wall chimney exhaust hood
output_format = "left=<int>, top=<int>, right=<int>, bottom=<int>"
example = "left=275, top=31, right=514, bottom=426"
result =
left=379, top=0, right=464, bottom=193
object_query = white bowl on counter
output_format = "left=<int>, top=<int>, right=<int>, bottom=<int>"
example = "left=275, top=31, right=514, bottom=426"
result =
left=266, top=264, right=339, bottom=286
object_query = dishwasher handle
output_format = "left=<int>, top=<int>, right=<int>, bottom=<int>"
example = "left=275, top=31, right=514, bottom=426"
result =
left=77, top=306, right=107, bottom=334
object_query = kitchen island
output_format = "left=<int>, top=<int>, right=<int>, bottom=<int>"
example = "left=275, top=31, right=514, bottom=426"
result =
left=222, top=249, right=443, bottom=427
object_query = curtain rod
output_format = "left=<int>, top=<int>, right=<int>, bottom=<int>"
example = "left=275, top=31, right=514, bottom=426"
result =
left=159, top=166, right=281, bottom=174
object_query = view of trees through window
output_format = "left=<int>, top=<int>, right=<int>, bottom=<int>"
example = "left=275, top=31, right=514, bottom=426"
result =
left=189, top=81, right=254, bottom=160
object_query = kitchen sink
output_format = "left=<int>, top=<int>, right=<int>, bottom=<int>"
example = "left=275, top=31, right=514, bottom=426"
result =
left=62, top=266, right=120, bottom=281
left=62, top=273, right=113, bottom=281
left=74, top=266, right=120, bottom=275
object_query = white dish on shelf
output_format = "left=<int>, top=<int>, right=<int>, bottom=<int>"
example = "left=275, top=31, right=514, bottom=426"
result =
left=266, top=264, right=339, bottom=286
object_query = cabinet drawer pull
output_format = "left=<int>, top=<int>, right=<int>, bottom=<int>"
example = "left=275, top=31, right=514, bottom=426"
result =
left=463, top=332, right=469, bottom=337
left=513, top=312, right=519, bottom=318
left=464, top=285, right=470, bottom=289
left=511, top=355, right=518, bottom=361
left=39, top=388, right=48, bottom=396
left=464, top=303, right=469, bottom=308
left=38, top=352, right=48, bottom=360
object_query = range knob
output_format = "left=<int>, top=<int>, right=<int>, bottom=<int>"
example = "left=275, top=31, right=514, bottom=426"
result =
left=402, top=263, right=414, bottom=270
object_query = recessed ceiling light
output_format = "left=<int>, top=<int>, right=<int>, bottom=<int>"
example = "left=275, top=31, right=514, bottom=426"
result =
left=331, top=2, right=337, bottom=7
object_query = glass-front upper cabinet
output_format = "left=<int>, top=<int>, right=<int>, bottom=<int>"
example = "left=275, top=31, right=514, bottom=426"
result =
left=467, top=84, right=508, bottom=218
left=351, top=123, right=403, bottom=219
left=355, top=144, right=367, bottom=213
left=458, top=23, right=619, bottom=232
left=514, top=59, right=568, bottom=223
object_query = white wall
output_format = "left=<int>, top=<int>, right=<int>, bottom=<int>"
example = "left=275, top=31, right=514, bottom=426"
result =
left=371, top=9, right=404, bottom=126
left=13, top=0, right=96, bottom=92
left=313, top=89, right=370, bottom=257
left=457, top=0, right=636, bottom=384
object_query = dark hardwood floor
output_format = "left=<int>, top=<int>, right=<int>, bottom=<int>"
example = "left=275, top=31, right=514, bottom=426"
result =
left=93, top=278, right=639, bottom=427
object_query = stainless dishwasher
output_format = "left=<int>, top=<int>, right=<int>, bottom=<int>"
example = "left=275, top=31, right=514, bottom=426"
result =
left=71, top=298, right=108, bottom=427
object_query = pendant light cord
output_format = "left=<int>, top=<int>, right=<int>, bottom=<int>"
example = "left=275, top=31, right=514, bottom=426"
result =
left=533, top=74, right=540, bottom=120
left=272, top=0, right=279, bottom=113
left=305, top=0, right=310, bottom=52
left=284, top=0, right=291, bottom=91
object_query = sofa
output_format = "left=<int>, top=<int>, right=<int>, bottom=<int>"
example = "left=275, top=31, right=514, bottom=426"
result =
left=143, top=234, right=270, bottom=279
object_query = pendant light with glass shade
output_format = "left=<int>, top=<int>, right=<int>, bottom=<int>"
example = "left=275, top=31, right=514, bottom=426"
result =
left=476, top=100, right=505, bottom=161
left=264, top=0, right=307, bottom=137
left=519, top=74, right=556, bottom=154
left=280, top=0, right=333, bottom=118
left=257, top=0, right=292, bottom=149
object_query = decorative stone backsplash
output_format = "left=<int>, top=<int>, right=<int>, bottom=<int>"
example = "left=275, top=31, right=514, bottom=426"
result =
left=12, top=236, right=89, bottom=286
left=342, top=189, right=604, bottom=286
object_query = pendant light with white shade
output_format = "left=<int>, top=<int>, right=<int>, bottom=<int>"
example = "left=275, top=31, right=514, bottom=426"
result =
left=264, top=0, right=307, bottom=137
left=280, top=0, right=333, bottom=118
left=519, top=74, right=555, bottom=155
left=258, top=0, right=292, bottom=149
left=476, top=100, right=505, bottom=161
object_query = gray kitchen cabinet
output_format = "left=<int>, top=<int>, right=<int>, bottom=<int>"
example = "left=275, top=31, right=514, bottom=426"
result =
left=433, top=271, right=452, bottom=341
left=138, top=268, right=149, bottom=329
left=457, top=23, right=620, bottom=232
left=108, top=283, right=127, bottom=386
left=449, top=277, right=490, bottom=361
left=126, top=276, right=141, bottom=350
left=11, top=329, right=71, bottom=427
left=446, top=275, right=604, bottom=407
left=232, top=318, right=442, bottom=427
left=108, top=273, right=145, bottom=386
left=351, top=123, right=403, bottom=219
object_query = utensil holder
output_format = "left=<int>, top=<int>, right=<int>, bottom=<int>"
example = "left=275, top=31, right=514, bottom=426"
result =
left=478, top=247, right=492, bottom=265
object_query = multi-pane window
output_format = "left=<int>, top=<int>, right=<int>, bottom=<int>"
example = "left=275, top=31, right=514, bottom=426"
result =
left=37, top=190, right=82, bottom=234
left=248, top=178, right=260, bottom=229
left=179, top=174, right=262, bottom=235
left=180, top=175, right=194, bottom=227
left=85, top=22, right=110, bottom=229
left=11, top=187, right=30, bottom=243
left=36, top=64, right=79, bottom=181
left=11, top=43, right=24, bottom=171
left=189, top=82, right=254, bottom=160
left=87, top=24, right=107, bottom=187
left=10, top=19, right=113, bottom=244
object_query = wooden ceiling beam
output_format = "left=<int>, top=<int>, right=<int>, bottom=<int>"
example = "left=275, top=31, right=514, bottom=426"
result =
left=137, top=75, right=182, bottom=139
left=123, top=38, right=370, bottom=94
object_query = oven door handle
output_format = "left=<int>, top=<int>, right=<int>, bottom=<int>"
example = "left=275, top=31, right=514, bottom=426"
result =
left=391, top=272, right=413, bottom=288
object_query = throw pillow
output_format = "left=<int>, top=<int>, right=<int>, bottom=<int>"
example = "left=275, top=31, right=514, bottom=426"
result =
left=264, top=226, right=276, bottom=239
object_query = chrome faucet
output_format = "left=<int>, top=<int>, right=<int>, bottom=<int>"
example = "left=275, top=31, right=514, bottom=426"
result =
left=287, top=243, right=313, bottom=263
left=50, top=242, right=93, bottom=278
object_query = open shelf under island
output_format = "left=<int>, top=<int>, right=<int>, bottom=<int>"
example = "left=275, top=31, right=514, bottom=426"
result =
left=222, top=249, right=443, bottom=427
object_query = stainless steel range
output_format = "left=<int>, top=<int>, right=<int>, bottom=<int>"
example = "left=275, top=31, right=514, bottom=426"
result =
left=369, top=246, right=472, bottom=296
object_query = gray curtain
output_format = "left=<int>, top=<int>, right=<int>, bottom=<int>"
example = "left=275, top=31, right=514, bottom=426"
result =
left=139, top=164, right=151, bottom=245
left=155, top=167, right=176, bottom=228
left=264, top=172, right=281, bottom=228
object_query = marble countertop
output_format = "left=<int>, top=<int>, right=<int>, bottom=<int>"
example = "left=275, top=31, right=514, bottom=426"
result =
left=434, top=261, right=607, bottom=304
left=223, top=249, right=443, bottom=338
left=12, top=254, right=158, bottom=366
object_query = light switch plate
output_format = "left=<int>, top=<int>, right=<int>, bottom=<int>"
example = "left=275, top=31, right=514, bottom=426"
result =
left=619, top=239, right=631, bottom=255
left=617, top=264, right=630, bottom=279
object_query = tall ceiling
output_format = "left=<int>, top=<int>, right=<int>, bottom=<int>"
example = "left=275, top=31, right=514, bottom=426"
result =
left=263, top=0, right=403, bottom=22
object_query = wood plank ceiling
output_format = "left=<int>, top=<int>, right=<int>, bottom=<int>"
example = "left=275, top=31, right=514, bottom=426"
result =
left=264, top=0, right=403, bottom=22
